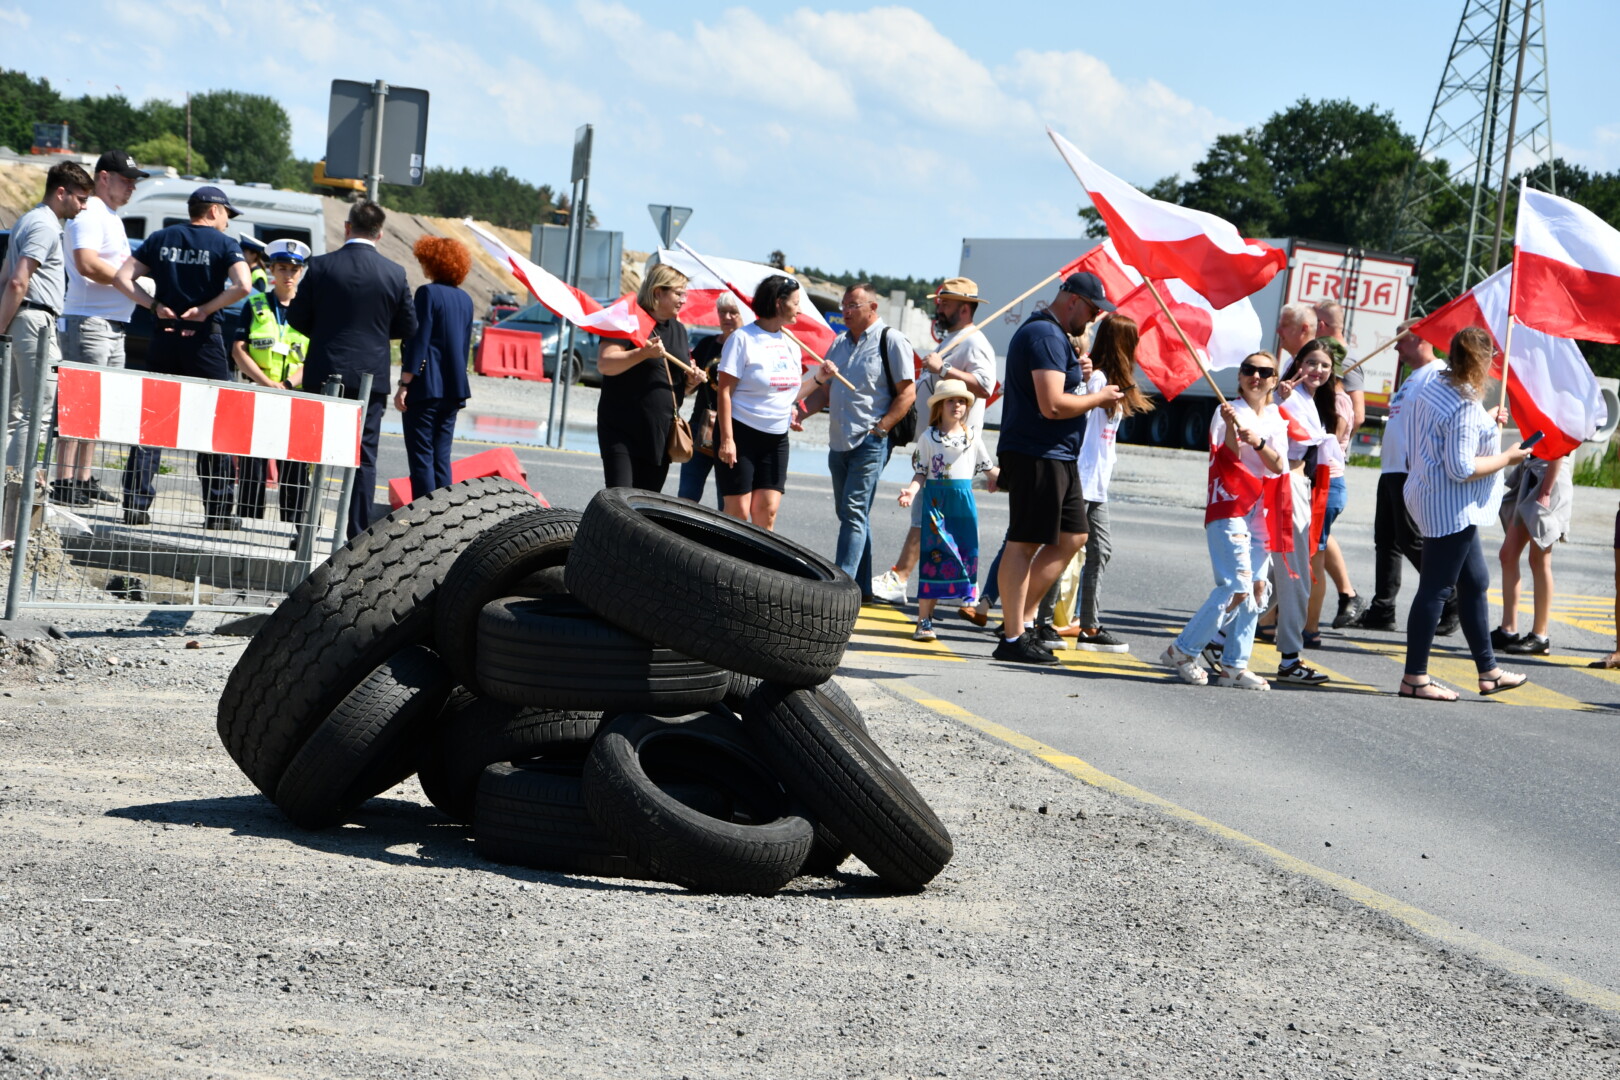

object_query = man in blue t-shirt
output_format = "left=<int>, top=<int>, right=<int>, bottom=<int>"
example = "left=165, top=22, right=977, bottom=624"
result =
left=993, top=271, right=1122, bottom=665
left=114, top=185, right=252, bottom=529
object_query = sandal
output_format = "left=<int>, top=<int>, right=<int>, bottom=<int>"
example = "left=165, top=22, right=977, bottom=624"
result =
left=1399, top=676, right=1458, bottom=702
left=1255, top=624, right=1277, bottom=645
left=1587, top=654, right=1620, bottom=669
left=1478, top=670, right=1530, bottom=696
left=1302, top=630, right=1322, bottom=649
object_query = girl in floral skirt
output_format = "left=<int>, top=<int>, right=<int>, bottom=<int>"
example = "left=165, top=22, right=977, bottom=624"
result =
left=897, top=379, right=998, bottom=641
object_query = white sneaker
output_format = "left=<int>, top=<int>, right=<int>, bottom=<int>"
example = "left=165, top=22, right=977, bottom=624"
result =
left=1157, top=644, right=1208, bottom=686
left=871, top=569, right=908, bottom=605
left=1216, top=669, right=1271, bottom=691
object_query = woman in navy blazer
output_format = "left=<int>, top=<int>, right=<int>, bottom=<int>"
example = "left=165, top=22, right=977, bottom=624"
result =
left=396, top=237, right=474, bottom=499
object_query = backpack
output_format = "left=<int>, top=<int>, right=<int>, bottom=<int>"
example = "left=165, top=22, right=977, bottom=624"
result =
left=879, top=327, right=918, bottom=447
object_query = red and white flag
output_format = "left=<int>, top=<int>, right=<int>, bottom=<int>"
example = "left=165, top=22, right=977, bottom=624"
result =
left=1068, top=240, right=1262, bottom=400
left=1048, top=128, right=1287, bottom=309
left=1513, top=187, right=1620, bottom=345
left=464, top=219, right=651, bottom=345
left=1410, top=266, right=1606, bottom=460
left=661, top=243, right=837, bottom=363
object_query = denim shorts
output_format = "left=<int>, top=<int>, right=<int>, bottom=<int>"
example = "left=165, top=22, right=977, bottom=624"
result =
left=1318, top=475, right=1348, bottom=551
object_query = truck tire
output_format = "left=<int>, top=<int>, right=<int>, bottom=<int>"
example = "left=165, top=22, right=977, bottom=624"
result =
left=582, top=710, right=814, bottom=894
left=566, top=489, right=860, bottom=686
left=273, top=646, right=455, bottom=829
left=217, top=477, right=537, bottom=798
left=474, top=760, right=731, bottom=878
left=476, top=596, right=727, bottom=714
left=416, top=692, right=600, bottom=825
left=434, top=508, right=582, bottom=693
left=1180, top=400, right=1215, bottom=450
left=742, top=683, right=953, bottom=891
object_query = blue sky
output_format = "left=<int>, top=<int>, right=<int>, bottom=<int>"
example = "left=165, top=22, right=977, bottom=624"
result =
left=4, top=1, right=1615, bottom=278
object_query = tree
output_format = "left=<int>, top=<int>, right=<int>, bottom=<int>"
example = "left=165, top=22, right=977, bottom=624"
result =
left=385, top=165, right=563, bottom=230
left=187, top=90, right=290, bottom=182
left=129, top=132, right=209, bottom=176
left=0, top=68, right=62, bottom=151
left=59, top=93, right=152, bottom=153
left=1180, top=133, right=1282, bottom=237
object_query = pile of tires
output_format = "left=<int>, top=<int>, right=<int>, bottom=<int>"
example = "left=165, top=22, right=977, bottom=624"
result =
left=216, top=482, right=954, bottom=895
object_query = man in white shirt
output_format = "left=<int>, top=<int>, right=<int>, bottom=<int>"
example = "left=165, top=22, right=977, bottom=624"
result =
left=1354, top=318, right=1454, bottom=634
left=871, top=278, right=996, bottom=605
left=55, top=150, right=147, bottom=506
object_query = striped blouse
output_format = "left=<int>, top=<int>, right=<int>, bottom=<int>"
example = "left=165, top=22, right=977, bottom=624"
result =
left=1403, top=374, right=1504, bottom=538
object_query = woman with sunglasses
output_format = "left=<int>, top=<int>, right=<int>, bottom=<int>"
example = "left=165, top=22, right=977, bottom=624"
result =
left=1159, top=354, right=1288, bottom=689
left=1399, top=326, right=1534, bottom=700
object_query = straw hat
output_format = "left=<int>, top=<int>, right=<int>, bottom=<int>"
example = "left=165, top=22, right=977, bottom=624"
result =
left=931, top=277, right=983, bottom=305
left=927, top=378, right=976, bottom=408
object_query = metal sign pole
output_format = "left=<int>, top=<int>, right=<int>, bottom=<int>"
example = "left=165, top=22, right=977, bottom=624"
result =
left=0, top=334, right=11, bottom=536
left=544, top=180, right=578, bottom=448
left=558, top=125, right=592, bottom=452
left=4, top=345, right=53, bottom=620
left=331, top=373, right=372, bottom=540
left=365, top=80, right=390, bottom=203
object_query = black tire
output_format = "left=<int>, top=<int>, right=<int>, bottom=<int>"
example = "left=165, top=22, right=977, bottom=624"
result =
left=434, top=508, right=582, bottom=692
left=273, top=646, right=455, bottom=829
left=416, top=693, right=600, bottom=825
left=742, top=684, right=952, bottom=891
left=218, top=477, right=538, bottom=798
left=476, top=596, right=727, bottom=714
left=582, top=710, right=814, bottom=894
left=474, top=760, right=733, bottom=877
left=566, top=489, right=860, bottom=686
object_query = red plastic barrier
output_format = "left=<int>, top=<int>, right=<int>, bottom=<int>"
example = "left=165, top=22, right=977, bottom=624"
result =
left=474, top=326, right=551, bottom=381
left=388, top=445, right=550, bottom=510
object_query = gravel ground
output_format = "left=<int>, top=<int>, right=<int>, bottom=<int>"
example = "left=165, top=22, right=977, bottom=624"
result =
left=2, top=609, right=1618, bottom=1078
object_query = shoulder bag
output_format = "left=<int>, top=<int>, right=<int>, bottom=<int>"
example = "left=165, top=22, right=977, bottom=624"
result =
left=665, top=354, right=695, bottom=464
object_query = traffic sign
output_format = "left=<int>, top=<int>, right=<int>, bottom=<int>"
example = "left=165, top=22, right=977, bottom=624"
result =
left=648, top=205, right=692, bottom=248
left=325, top=79, right=430, bottom=199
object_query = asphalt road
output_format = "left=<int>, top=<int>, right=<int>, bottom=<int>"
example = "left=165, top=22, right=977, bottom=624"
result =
left=373, top=424, right=1620, bottom=997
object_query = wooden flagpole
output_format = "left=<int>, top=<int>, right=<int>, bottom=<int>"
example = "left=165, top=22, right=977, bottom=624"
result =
left=1499, top=316, right=1517, bottom=412
left=926, top=268, right=1066, bottom=366
left=1337, top=334, right=1401, bottom=376
left=1142, top=279, right=1228, bottom=405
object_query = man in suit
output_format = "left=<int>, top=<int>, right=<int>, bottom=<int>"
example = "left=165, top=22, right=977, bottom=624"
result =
left=288, top=200, right=417, bottom=538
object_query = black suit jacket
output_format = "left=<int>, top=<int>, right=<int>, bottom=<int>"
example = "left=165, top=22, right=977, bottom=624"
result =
left=288, top=241, right=416, bottom=394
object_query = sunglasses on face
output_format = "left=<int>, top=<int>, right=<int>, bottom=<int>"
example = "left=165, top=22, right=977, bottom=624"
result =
left=1240, top=364, right=1277, bottom=378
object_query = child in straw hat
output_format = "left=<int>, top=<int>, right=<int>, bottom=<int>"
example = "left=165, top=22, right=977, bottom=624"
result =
left=897, top=379, right=998, bottom=641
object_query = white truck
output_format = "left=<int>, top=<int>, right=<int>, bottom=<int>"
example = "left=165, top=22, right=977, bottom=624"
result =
left=959, top=236, right=1416, bottom=448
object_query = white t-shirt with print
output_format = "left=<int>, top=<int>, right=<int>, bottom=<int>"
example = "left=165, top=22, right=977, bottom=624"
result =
left=1077, top=371, right=1123, bottom=504
left=64, top=196, right=134, bottom=321
left=914, top=325, right=996, bottom=433
left=911, top=424, right=994, bottom=482
left=719, top=323, right=803, bottom=435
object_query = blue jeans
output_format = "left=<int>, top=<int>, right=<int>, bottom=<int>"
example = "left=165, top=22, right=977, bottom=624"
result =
left=828, top=433, right=891, bottom=590
left=1176, top=510, right=1271, bottom=673
left=677, top=453, right=724, bottom=509
left=1318, top=474, right=1348, bottom=551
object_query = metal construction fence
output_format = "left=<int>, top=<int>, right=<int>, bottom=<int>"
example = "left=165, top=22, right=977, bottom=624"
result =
left=1, top=341, right=366, bottom=617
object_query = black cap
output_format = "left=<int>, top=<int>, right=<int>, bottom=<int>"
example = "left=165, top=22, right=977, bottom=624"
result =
left=94, top=150, right=148, bottom=180
left=190, top=185, right=241, bottom=218
left=1059, top=271, right=1116, bottom=312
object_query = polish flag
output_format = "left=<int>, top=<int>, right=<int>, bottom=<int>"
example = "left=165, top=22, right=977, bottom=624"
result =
left=1513, top=187, right=1620, bottom=345
left=465, top=219, right=650, bottom=345
left=1048, top=129, right=1286, bottom=309
left=1076, top=240, right=1263, bottom=400
left=659, top=244, right=837, bottom=363
left=1409, top=266, right=1606, bottom=460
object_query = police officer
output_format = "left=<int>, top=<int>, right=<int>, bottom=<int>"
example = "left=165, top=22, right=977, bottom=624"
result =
left=230, top=239, right=313, bottom=538
left=239, top=233, right=270, bottom=293
left=113, top=184, right=252, bottom=528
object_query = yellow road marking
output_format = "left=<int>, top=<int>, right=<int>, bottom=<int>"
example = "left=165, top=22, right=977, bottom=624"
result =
left=884, top=679, right=1620, bottom=1017
left=1350, top=639, right=1597, bottom=711
left=1052, top=645, right=1155, bottom=679
left=850, top=604, right=964, bottom=663
left=1249, top=640, right=1378, bottom=692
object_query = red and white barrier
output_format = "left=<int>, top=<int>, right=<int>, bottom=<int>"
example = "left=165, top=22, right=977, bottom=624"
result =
left=55, top=363, right=363, bottom=468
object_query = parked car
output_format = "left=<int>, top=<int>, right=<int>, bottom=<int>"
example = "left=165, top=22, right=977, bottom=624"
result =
left=486, top=292, right=521, bottom=324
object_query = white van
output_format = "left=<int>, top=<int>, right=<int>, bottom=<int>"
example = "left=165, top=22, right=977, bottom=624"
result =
left=119, top=177, right=327, bottom=254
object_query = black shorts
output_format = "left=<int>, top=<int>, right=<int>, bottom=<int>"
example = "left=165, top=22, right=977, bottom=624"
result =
left=999, top=449, right=1088, bottom=545
left=717, top=420, right=790, bottom=496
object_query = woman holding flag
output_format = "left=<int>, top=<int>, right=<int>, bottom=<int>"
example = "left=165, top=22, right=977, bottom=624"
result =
left=1159, top=353, right=1289, bottom=689
left=1400, top=327, right=1534, bottom=701
left=595, top=263, right=702, bottom=491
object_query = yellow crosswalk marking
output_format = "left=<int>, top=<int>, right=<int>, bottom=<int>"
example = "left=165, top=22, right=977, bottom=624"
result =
left=1487, top=589, right=1617, bottom=638
left=849, top=604, right=964, bottom=662
left=1248, top=641, right=1379, bottom=692
left=1508, top=651, right=1620, bottom=693
left=1350, top=639, right=1597, bottom=711
left=1052, top=643, right=1154, bottom=679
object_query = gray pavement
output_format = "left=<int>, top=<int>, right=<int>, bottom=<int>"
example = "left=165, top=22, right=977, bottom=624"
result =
left=367, top=372, right=1620, bottom=1004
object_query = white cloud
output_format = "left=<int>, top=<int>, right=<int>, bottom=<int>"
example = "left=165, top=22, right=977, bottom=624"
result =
left=0, top=6, right=31, bottom=29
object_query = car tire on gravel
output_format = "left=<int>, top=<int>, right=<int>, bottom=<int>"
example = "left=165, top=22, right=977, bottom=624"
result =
left=433, top=508, right=582, bottom=693
left=218, top=477, right=537, bottom=798
left=474, top=760, right=729, bottom=878
left=742, top=683, right=953, bottom=891
left=582, top=710, right=814, bottom=894
left=273, top=646, right=455, bottom=829
left=565, top=489, right=860, bottom=686
left=476, top=596, right=727, bottom=714
left=416, top=692, right=600, bottom=825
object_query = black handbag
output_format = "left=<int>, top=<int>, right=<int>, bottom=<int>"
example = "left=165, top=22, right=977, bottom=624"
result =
left=878, top=327, right=918, bottom=447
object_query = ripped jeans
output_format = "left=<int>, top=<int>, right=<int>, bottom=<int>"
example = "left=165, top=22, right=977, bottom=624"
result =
left=1175, top=507, right=1272, bottom=673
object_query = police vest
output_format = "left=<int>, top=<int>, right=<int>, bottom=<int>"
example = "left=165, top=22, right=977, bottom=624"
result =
left=245, top=292, right=309, bottom=385
left=251, top=266, right=269, bottom=293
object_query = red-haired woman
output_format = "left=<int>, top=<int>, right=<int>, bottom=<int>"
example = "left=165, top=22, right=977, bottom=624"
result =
left=396, top=236, right=474, bottom=499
